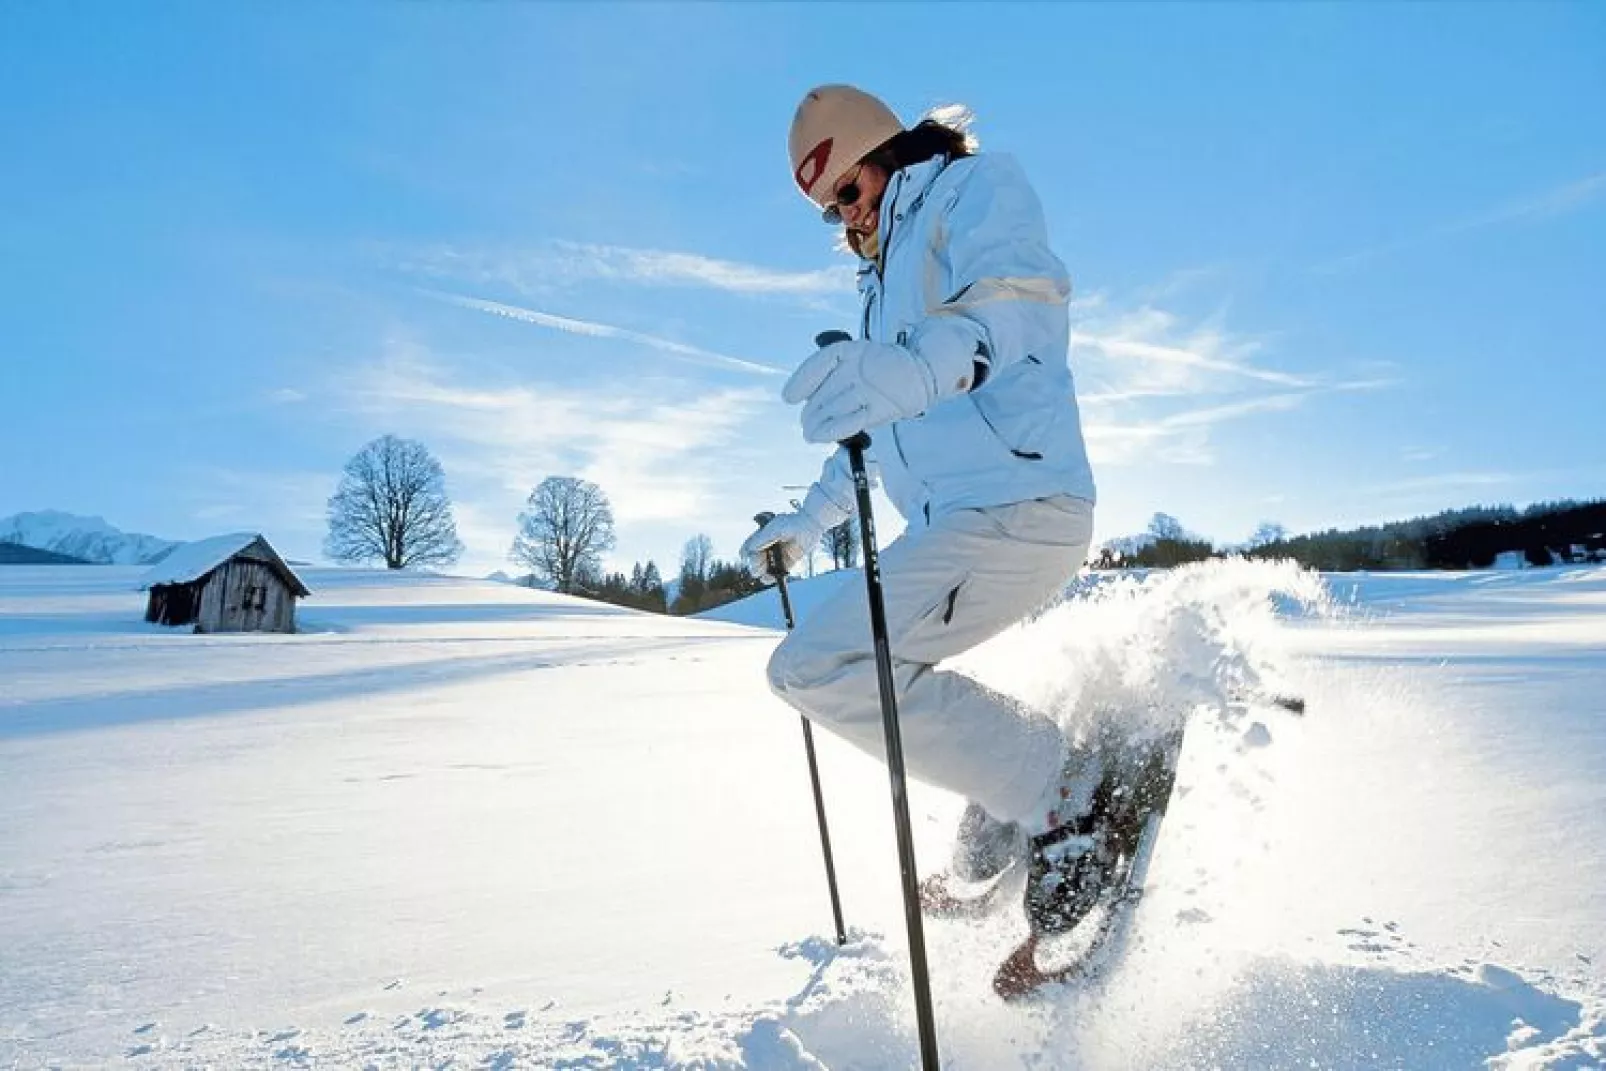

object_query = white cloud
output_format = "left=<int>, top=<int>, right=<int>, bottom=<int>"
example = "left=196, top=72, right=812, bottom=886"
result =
left=178, top=468, right=334, bottom=562
left=1070, top=297, right=1392, bottom=465
left=391, top=241, right=854, bottom=299
left=1454, top=171, right=1606, bottom=230
left=423, top=290, right=785, bottom=377
left=1313, top=170, right=1606, bottom=273
left=342, top=341, right=777, bottom=556
left=552, top=242, right=855, bottom=295
left=1073, top=302, right=1315, bottom=391
left=1363, top=471, right=1517, bottom=496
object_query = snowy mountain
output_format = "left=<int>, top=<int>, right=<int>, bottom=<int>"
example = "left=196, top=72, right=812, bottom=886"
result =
left=0, top=510, right=179, bottom=565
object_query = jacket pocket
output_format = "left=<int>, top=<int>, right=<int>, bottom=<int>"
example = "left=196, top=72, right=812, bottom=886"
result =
left=973, top=368, right=1053, bottom=460
left=898, top=396, right=1014, bottom=487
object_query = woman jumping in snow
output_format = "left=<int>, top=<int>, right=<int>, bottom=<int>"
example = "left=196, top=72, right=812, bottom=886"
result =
left=741, top=85, right=1107, bottom=949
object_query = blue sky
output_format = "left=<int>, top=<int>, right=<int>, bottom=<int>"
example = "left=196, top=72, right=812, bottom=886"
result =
left=3, top=3, right=1602, bottom=576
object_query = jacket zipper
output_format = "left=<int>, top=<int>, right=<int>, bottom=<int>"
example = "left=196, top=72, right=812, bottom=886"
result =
left=864, top=166, right=944, bottom=513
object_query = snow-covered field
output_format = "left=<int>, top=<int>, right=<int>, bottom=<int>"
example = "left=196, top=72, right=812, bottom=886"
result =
left=2, top=561, right=1603, bottom=1069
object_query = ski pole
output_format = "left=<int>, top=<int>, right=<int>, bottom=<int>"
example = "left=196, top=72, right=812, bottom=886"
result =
left=817, top=329, right=941, bottom=1071
left=754, top=512, right=847, bottom=948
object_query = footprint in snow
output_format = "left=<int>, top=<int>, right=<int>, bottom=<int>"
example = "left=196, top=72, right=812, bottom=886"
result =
left=133, top=1022, right=159, bottom=1035
left=504, top=1010, right=527, bottom=1030
left=417, top=1007, right=464, bottom=1030
left=1339, top=923, right=1412, bottom=956
left=344, top=1012, right=369, bottom=1026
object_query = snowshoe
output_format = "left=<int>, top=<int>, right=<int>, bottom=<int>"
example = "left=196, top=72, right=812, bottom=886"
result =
left=995, top=726, right=1186, bottom=1001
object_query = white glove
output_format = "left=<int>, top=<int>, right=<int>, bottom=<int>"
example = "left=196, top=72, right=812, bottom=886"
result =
left=740, top=510, right=825, bottom=585
left=783, top=339, right=973, bottom=445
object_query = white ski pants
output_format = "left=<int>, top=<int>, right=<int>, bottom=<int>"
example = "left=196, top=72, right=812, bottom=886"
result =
left=767, top=495, right=1095, bottom=824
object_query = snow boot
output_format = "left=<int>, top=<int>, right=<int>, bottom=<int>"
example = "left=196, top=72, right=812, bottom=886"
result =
left=1022, top=745, right=1111, bottom=937
left=951, top=801, right=1026, bottom=883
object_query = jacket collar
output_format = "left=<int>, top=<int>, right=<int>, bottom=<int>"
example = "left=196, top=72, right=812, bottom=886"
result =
left=885, top=156, right=950, bottom=224
left=856, top=155, right=952, bottom=283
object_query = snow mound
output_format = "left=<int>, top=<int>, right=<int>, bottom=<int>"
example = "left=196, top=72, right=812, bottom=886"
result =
left=696, top=569, right=860, bottom=629
left=103, top=947, right=1603, bottom=1069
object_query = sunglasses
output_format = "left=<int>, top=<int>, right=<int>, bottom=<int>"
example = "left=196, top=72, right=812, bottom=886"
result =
left=821, top=166, right=865, bottom=226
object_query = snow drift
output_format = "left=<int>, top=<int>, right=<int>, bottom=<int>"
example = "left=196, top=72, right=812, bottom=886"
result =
left=1, top=561, right=1602, bottom=1068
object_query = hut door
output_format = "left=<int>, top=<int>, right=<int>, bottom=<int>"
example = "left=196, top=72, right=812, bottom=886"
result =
left=244, top=575, right=268, bottom=631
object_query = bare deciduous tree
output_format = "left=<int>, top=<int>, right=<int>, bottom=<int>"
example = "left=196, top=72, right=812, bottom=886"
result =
left=1247, top=521, right=1289, bottom=549
left=820, top=518, right=859, bottom=570
left=1148, top=512, right=1187, bottom=541
left=511, top=476, right=617, bottom=593
left=680, top=533, right=714, bottom=587
left=326, top=435, right=464, bottom=570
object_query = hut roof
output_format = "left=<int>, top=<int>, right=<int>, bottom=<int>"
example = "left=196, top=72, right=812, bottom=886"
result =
left=139, top=533, right=311, bottom=597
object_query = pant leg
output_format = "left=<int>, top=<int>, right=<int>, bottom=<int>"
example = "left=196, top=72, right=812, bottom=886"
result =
left=767, top=495, right=1094, bottom=823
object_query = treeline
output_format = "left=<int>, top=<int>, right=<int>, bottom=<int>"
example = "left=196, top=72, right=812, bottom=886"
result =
left=1095, top=501, right=1606, bottom=572
left=1248, top=500, right=1606, bottom=571
left=1092, top=513, right=1221, bottom=570
left=585, top=561, right=669, bottom=613
left=660, top=533, right=764, bottom=615
left=1421, top=501, right=1606, bottom=569
left=557, top=535, right=766, bottom=616
left=328, top=436, right=1602, bottom=597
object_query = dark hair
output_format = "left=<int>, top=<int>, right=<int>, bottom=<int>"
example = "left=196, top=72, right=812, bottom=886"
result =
left=864, top=118, right=976, bottom=173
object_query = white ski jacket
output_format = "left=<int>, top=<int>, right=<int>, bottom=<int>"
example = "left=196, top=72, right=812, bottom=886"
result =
left=798, top=153, right=1097, bottom=532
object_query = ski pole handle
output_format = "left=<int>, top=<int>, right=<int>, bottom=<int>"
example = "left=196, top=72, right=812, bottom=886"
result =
left=813, top=331, right=871, bottom=452
left=752, top=511, right=788, bottom=582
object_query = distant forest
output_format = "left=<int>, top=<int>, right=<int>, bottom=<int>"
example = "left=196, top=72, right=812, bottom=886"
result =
left=0, top=541, right=90, bottom=565
left=1097, top=499, right=1606, bottom=572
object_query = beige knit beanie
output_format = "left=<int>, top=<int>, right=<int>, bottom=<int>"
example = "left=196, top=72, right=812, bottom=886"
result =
left=788, top=85, right=904, bottom=207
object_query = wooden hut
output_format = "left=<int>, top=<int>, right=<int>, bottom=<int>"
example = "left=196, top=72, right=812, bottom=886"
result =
left=141, top=533, right=310, bottom=634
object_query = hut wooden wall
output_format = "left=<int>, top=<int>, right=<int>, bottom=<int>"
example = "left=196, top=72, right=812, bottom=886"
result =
left=195, top=558, right=297, bottom=634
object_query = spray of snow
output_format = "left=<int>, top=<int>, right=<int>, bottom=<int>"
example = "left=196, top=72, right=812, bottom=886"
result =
left=965, top=557, right=1333, bottom=745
